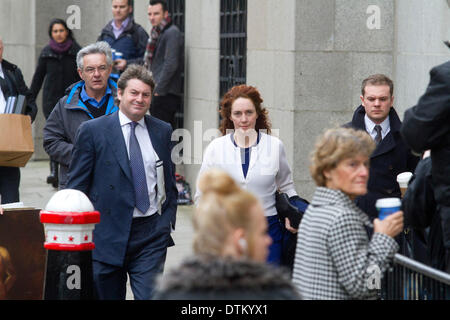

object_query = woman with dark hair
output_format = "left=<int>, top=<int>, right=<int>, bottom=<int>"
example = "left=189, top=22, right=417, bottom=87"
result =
left=194, top=84, right=300, bottom=266
left=30, top=18, right=81, bottom=188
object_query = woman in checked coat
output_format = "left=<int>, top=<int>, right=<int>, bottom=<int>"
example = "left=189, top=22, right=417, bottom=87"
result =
left=292, top=127, right=404, bottom=299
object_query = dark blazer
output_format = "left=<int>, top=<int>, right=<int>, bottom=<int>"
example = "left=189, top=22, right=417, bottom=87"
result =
left=403, top=157, right=444, bottom=270
left=67, top=111, right=177, bottom=267
left=345, top=105, right=419, bottom=219
left=0, top=59, right=37, bottom=204
left=0, top=59, right=37, bottom=122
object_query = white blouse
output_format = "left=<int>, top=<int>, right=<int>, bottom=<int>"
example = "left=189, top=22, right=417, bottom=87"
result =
left=195, top=133, right=298, bottom=217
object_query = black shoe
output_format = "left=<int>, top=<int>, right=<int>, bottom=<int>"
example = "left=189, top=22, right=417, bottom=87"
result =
left=47, top=160, right=59, bottom=188
left=46, top=174, right=55, bottom=184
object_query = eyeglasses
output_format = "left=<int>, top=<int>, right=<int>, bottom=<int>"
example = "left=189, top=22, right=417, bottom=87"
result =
left=83, top=65, right=109, bottom=74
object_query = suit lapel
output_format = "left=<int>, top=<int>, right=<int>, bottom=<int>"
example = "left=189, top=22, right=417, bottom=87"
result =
left=352, top=107, right=397, bottom=159
left=105, top=112, right=132, bottom=181
left=145, top=116, right=165, bottom=161
left=371, top=131, right=395, bottom=158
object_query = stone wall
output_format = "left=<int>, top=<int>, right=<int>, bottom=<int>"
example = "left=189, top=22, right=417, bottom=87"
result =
left=1, top=0, right=450, bottom=202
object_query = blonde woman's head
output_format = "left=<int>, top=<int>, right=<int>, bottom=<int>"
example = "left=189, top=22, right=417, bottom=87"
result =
left=193, top=169, right=271, bottom=262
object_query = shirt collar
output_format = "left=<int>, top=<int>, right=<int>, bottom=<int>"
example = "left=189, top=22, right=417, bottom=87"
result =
left=111, top=17, right=130, bottom=32
left=0, top=64, right=4, bottom=79
left=312, top=187, right=373, bottom=227
left=80, top=83, right=112, bottom=103
left=119, top=109, right=146, bottom=128
left=364, top=113, right=390, bottom=135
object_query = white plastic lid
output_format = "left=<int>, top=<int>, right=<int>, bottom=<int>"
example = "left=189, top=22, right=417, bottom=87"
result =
left=375, top=197, right=401, bottom=208
left=397, top=172, right=413, bottom=183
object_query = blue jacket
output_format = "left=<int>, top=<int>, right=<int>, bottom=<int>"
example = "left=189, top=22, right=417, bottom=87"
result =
left=98, top=19, right=149, bottom=65
left=67, top=112, right=178, bottom=267
left=43, top=79, right=118, bottom=189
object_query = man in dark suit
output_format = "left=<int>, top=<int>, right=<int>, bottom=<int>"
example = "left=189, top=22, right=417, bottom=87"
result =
left=345, top=74, right=419, bottom=220
left=67, top=64, right=177, bottom=300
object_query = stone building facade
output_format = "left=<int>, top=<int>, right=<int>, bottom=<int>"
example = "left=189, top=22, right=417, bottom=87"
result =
left=1, top=0, right=449, bottom=200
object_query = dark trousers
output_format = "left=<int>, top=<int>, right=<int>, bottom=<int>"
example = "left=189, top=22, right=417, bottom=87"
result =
left=92, top=214, right=171, bottom=300
left=0, top=166, right=20, bottom=204
left=267, top=215, right=283, bottom=265
left=150, top=94, right=181, bottom=129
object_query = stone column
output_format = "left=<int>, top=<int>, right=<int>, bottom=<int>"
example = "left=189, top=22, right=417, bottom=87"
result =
left=182, top=0, right=221, bottom=189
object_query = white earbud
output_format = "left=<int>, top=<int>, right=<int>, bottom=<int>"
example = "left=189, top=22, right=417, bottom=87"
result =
left=238, top=238, right=247, bottom=251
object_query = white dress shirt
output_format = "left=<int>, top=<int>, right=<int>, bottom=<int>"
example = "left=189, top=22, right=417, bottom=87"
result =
left=0, top=64, right=6, bottom=114
left=118, top=110, right=158, bottom=218
left=364, top=114, right=390, bottom=141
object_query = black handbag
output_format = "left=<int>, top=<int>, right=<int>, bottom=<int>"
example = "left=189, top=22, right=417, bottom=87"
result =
left=275, top=191, right=309, bottom=272
left=275, top=192, right=308, bottom=229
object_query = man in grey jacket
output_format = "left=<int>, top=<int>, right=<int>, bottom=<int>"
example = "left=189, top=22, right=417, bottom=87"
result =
left=43, top=42, right=118, bottom=189
left=144, top=0, right=183, bottom=129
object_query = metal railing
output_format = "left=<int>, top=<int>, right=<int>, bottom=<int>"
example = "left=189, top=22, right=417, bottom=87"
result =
left=382, top=254, right=450, bottom=300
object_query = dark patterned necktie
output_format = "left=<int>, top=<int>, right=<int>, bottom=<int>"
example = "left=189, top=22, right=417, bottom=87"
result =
left=374, top=125, right=382, bottom=145
left=129, top=122, right=150, bottom=214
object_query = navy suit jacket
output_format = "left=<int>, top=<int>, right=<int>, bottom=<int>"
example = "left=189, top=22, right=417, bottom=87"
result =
left=67, top=111, right=177, bottom=267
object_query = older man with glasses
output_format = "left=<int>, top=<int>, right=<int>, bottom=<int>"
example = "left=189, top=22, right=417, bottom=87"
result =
left=43, top=41, right=119, bottom=190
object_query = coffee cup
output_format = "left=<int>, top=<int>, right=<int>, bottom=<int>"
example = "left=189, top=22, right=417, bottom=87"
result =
left=397, top=172, right=413, bottom=197
left=376, top=197, right=401, bottom=221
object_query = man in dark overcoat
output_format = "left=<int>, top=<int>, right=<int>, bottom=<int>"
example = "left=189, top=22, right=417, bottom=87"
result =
left=345, top=74, right=419, bottom=220
left=0, top=38, right=37, bottom=204
left=401, top=60, right=450, bottom=273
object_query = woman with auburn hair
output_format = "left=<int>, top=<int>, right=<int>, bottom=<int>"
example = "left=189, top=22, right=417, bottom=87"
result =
left=292, top=127, right=404, bottom=299
left=154, top=169, right=301, bottom=300
left=218, top=84, right=272, bottom=135
left=194, top=84, right=301, bottom=266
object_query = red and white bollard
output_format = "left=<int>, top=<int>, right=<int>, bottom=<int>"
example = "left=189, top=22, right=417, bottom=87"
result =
left=40, top=189, right=100, bottom=300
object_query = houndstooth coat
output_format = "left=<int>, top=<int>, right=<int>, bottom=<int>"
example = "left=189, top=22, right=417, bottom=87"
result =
left=292, top=187, right=399, bottom=299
